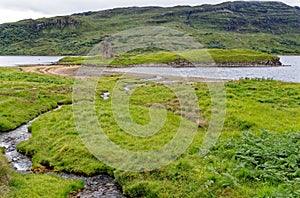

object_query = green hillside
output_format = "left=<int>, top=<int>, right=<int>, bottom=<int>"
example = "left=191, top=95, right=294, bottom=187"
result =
left=0, top=1, right=299, bottom=55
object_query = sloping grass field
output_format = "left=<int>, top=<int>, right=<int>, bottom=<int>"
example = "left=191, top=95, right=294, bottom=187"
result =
left=0, top=68, right=73, bottom=132
left=0, top=68, right=84, bottom=197
left=12, top=73, right=300, bottom=197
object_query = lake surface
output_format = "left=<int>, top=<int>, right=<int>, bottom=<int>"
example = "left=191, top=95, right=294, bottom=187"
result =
left=0, top=55, right=299, bottom=83
left=112, top=56, right=300, bottom=83
left=0, top=56, right=63, bottom=66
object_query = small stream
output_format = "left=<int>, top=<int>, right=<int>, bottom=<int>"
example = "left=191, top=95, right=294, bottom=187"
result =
left=0, top=106, right=124, bottom=198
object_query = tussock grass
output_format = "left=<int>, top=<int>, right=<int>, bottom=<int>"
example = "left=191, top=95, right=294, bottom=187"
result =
left=0, top=69, right=83, bottom=197
left=0, top=148, right=10, bottom=197
left=0, top=68, right=73, bottom=132
left=0, top=148, right=83, bottom=198
left=17, top=75, right=300, bottom=197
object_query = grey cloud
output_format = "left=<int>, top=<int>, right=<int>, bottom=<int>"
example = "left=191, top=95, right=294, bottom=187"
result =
left=0, top=0, right=299, bottom=15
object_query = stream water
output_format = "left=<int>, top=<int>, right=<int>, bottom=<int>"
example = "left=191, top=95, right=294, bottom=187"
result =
left=0, top=106, right=124, bottom=198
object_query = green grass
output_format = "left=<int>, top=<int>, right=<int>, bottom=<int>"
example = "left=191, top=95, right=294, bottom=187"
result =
left=184, top=49, right=278, bottom=64
left=0, top=147, right=84, bottom=198
left=18, top=105, right=113, bottom=176
left=58, top=51, right=187, bottom=66
left=0, top=68, right=83, bottom=197
left=0, top=147, right=10, bottom=197
left=0, top=67, right=298, bottom=197
left=59, top=55, right=111, bottom=66
left=0, top=68, right=73, bottom=132
left=110, top=51, right=189, bottom=66
left=59, top=48, right=278, bottom=66
left=17, top=75, right=300, bottom=197
left=59, top=56, right=85, bottom=64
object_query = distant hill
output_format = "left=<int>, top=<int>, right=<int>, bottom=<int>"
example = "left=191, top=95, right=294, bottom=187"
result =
left=0, top=1, right=299, bottom=55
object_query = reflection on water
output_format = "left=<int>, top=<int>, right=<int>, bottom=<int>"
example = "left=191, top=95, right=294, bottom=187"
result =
left=112, top=56, right=300, bottom=83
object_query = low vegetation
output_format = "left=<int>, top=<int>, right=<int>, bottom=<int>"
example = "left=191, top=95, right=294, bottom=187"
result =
left=184, top=49, right=279, bottom=64
left=16, top=75, right=300, bottom=197
left=59, top=49, right=279, bottom=66
left=0, top=147, right=84, bottom=198
left=0, top=68, right=73, bottom=132
left=0, top=148, right=10, bottom=197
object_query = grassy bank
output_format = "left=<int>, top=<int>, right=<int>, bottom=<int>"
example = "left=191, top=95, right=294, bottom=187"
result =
left=59, top=49, right=279, bottom=66
left=0, top=147, right=83, bottom=198
left=0, top=69, right=83, bottom=197
left=17, top=75, right=300, bottom=197
left=0, top=68, right=73, bottom=132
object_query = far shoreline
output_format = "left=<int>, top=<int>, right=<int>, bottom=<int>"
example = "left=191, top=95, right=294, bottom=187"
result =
left=50, top=62, right=287, bottom=68
left=1, top=53, right=299, bottom=68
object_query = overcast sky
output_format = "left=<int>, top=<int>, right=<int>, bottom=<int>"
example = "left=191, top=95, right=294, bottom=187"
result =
left=0, top=0, right=299, bottom=24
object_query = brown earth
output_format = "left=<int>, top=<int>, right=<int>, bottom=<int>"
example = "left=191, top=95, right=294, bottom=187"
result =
left=22, top=65, right=81, bottom=77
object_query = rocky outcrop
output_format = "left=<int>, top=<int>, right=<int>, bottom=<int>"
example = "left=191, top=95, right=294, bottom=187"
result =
left=257, top=57, right=282, bottom=66
left=32, top=16, right=81, bottom=31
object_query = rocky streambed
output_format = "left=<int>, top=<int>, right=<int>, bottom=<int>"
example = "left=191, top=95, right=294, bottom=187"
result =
left=0, top=106, right=125, bottom=198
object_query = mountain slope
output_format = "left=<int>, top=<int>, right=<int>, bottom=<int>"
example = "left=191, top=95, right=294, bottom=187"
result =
left=0, top=1, right=299, bottom=55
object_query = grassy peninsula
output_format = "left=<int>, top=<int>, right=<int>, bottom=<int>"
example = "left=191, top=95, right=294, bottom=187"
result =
left=59, top=49, right=281, bottom=66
